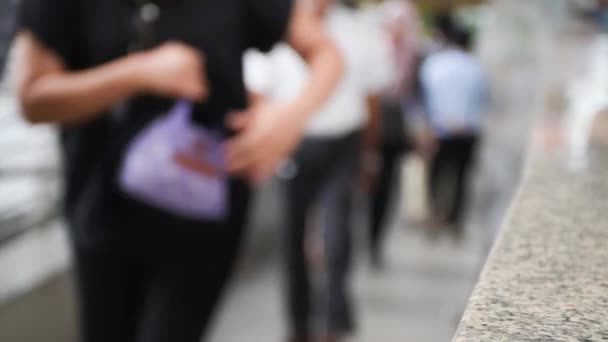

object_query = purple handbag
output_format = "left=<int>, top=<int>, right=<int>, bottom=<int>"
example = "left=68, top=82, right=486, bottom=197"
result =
left=118, top=100, right=228, bottom=220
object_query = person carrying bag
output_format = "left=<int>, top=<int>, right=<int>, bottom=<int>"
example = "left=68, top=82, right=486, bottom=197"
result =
left=13, top=0, right=342, bottom=341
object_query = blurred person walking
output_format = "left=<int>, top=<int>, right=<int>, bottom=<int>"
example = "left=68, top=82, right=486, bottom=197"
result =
left=364, top=0, right=421, bottom=268
left=419, top=15, right=489, bottom=238
left=13, top=0, right=342, bottom=341
left=245, top=0, right=391, bottom=340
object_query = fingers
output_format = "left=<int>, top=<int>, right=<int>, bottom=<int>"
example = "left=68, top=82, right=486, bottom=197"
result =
left=181, top=44, right=208, bottom=101
left=223, top=101, right=297, bottom=184
left=225, top=135, right=278, bottom=183
left=224, top=133, right=257, bottom=173
left=191, top=71, right=208, bottom=100
left=187, top=60, right=208, bottom=101
left=224, top=107, right=258, bottom=172
left=227, top=139, right=282, bottom=184
left=182, top=83, right=206, bottom=101
left=195, top=53, right=209, bottom=100
left=225, top=110, right=253, bottom=132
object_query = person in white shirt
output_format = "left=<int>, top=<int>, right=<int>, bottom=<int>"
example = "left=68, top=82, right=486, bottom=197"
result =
left=244, top=0, right=392, bottom=341
left=419, top=14, right=489, bottom=237
left=366, top=0, right=421, bottom=268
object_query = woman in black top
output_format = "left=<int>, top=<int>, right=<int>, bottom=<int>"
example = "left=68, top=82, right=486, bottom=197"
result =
left=14, top=0, right=342, bottom=341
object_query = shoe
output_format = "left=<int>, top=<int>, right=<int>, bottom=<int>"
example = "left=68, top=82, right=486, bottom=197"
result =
left=425, top=216, right=445, bottom=241
left=370, top=247, right=385, bottom=271
left=449, top=222, right=465, bottom=244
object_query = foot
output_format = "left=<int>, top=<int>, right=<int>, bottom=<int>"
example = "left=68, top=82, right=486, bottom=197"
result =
left=370, top=248, right=385, bottom=271
left=449, top=223, right=465, bottom=244
left=426, top=216, right=444, bottom=241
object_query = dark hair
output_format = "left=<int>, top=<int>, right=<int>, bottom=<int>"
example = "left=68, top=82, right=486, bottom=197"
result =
left=433, top=13, right=458, bottom=40
left=456, top=28, right=474, bottom=50
left=433, top=13, right=474, bottom=50
left=340, top=0, right=359, bottom=8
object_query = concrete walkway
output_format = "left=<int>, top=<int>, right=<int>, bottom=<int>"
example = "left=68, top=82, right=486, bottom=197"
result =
left=0, top=203, right=482, bottom=342
left=207, top=161, right=485, bottom=342
left=211, top=213, right=482, bottom=342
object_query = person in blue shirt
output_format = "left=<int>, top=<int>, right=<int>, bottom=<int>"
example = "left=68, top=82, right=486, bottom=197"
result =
left=419, top=14, right=489, bottom=238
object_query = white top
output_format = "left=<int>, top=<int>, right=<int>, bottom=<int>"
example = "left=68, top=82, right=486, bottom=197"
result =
left=420, top=48, right=489, bottom=137
left=244, top=5, right=393, bottom=138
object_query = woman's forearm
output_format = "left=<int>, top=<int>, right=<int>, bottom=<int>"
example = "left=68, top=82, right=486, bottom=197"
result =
left=286, top=2, right=343, bottom=125
left=15, top=32, right=205, bottom=125
left=18, top=52, right=146, bottom=124
left=364, top=94, right=382, bottom=149
left=291, top=36, right=342, bottom=119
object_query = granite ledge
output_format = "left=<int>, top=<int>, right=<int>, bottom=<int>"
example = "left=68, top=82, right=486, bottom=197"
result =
left=454, top=115, right=608, bottom=342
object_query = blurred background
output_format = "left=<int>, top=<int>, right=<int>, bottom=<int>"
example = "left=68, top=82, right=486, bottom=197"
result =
left=1, top=0, right=607, bottom=341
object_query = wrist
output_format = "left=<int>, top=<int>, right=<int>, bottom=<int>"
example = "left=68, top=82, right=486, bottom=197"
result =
left=127, top=52, right=151, bottom=94
left=284, top=99, right=311, bottom=130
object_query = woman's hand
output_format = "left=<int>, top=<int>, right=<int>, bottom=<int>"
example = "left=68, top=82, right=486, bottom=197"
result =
left=224, top=100, right=308, bottom=183
left=224, top=1, right=343, bottom=183
left=137, top=42, right=208, bottom=101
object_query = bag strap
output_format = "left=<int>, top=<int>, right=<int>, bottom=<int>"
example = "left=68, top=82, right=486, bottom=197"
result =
left=112, top=1, right=193, bottom=125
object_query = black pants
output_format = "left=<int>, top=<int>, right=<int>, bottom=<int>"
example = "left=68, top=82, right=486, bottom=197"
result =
left=369, top=146, right=404, bottom=256
left=369, top=96, right=410, bottom=257
left=72, top=181, right=251, bottom=342
left=284, top=132, right=359, bottom=337
left=428, top=135, right=478, bottom=227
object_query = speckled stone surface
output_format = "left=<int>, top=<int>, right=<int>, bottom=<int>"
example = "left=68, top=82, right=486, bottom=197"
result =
left=454, top=121, right=608, bottom=341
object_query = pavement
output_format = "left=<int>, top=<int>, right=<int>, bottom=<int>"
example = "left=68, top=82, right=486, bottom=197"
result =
left=210, top=202, right=482, bottom=342
left=0, top=180, right=484, bottom=342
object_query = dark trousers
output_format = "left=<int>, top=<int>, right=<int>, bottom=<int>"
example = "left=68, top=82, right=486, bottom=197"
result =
left=369, top=146, right=403, bottom=256
left=284, top=132, right=359, bottom=337
left=428, top=135, right=478, bottom=227
left=369, top=96, right=410, bottom=257
left=72, top=182, right=251, bottom=342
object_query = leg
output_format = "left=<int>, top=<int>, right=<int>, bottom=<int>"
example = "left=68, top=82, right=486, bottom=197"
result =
left=135, top=231, right=244, bottom=342
left=322, top=138, right=359, bottom=335
left=284, top=140, right=328, bottom=339
left=135, top=180, right=251, bottom=342
left=428, top=140, right=447, bottom=221
left=73, top=247, right=145, bottom=342
left=369, top=147, right=400, bottom=262
left=448, top=137, right=478, bottom=228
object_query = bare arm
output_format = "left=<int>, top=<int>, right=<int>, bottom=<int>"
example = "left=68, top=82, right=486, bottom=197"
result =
left=358, top=94, right=383, bottom=191
left=226, top=2, right=343, bottom=181
left=14, top=31, right=205, bottom=124
left=285, top=0, right=343, bottom=120
left=15, top=32, right=145, bottom=124
left=363, top=94, right=382, bottom=151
